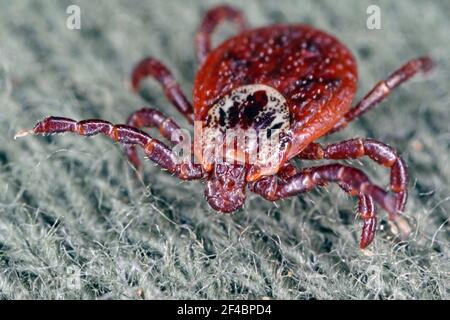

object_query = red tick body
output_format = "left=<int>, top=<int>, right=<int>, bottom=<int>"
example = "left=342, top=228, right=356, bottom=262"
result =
left=17, top=5, right=433, bottom=249
left=195, top=24, right=357, bottom=161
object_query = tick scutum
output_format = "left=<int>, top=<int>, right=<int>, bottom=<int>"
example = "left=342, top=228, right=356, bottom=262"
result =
left=200, top=84, right=292, bottom=173
left=242, top=90, right=269, bottom=129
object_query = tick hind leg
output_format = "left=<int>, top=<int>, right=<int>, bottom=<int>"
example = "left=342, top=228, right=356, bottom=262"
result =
left=330, top=56, right=433, bottom=134
left=195, top=5, right=248, bottom=64
left=125, top=108, right=184, bottom=169
left=15, top=117, right=203, bottom=180
left=299, top=138, right=408, bottom=216
left=131, top=58, right=194, bottom=123
left=250, top=164, right=394, bottom=248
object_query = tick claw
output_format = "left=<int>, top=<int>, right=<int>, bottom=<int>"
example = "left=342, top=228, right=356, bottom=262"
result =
left=388, top=215, right=411, bottom=241
left=14, top=129, right=32, bottom=140
left=420, top=56, right=434, bottom=73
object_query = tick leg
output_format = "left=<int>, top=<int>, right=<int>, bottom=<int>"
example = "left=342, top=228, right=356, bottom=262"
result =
left=299, top=139, right=408, bottom=216
left=195, top=5, right=248, bottom=64
left=125, top=107, right=184, bottom=169
left=15, top=117, right=203, bottom=180
left=250, top=164, right=394, bottom=248
left=131, top=57, right=194, bottom=123
left=329, top=56, right=433, bottom=134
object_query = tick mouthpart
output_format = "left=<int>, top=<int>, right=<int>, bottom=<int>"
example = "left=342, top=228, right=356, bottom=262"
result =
left=204, top=163, right=247, bottom=213
left=205, top=193, right=245, bottom=213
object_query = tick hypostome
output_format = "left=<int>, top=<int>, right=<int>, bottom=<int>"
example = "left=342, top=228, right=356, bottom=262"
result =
left=17, top=5, right=433, bottom=249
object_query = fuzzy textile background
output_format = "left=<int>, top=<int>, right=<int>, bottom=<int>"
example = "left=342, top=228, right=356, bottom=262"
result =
left=0, top=0, right=448, bottom=299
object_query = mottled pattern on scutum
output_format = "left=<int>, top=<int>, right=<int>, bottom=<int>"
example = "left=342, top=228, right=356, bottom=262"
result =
left=205, top=84, right=290, bottom=132
left=201, top=84, right=291, bottom=169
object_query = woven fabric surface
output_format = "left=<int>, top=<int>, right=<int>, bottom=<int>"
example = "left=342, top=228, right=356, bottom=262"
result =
left=0, top=0, right=448, bottom=299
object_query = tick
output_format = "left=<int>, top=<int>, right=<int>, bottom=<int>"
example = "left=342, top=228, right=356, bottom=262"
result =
left=16, top=5, right=433, bottom=248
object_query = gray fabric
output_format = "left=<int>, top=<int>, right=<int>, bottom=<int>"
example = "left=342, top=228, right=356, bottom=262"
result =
left=0, top=0, right=448, bottom=299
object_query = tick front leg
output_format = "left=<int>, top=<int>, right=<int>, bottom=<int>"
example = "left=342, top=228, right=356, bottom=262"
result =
left=195, top=5, right=248, bottom=64
left=15, top=117, right=203, bottom=180
left=125, top=108, right=184, bottom=169
left=299, top=138, right=408, bottom=216
left=250, top=164, right=394, bottom=248
left=329, top=56, right=433, bottom=134
left=131, top=58, right=194, bottom=123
